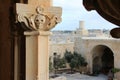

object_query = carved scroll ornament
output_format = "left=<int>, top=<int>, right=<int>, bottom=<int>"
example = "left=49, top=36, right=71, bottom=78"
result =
left=17, top=6, right=61, bottom=31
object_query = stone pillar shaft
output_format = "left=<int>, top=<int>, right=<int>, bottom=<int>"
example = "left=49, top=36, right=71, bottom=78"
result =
left=24, top=31, right=51, bottom=80
left=14, top=37, right=19, bottom=80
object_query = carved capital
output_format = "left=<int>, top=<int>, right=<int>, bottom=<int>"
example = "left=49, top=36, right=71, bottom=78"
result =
left=16, top=4, right=62, bottom=31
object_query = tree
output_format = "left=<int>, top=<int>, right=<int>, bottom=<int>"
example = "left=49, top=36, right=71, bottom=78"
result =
left=53, top=54, right=66, bottom=74
left=59, top=57, right=66, bottom=68
left=53, top=54, right=60, bottom=74
left=64, top=50, right=73, bottom=63
left=73, top=52, right=88, bottom=68
left=64, top=51, right=88, bottom=73
left=49, top=57, right=53, bottom=72
left=70, top=58, right=77, bottom=73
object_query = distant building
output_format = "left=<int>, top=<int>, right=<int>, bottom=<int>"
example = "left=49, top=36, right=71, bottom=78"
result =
left=49, top=39, right=74, bottom=58
left=49, top=21, right=120, bottom=74
left=49, top=21, right=110, bottom=58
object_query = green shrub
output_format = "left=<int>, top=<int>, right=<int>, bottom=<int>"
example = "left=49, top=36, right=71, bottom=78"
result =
left=111, top=68, right=120, bottom=73
left=64, top=51, right=88, bottom=72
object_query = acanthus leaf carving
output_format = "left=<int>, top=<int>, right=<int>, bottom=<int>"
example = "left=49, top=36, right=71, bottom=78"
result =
left=16, top=6, right=62, bottom=31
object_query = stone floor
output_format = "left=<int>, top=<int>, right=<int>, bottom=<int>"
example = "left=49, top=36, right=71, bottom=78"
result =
left=51, top=73, right=108, bottom=80
left=65, top=74, right=108, bottom=80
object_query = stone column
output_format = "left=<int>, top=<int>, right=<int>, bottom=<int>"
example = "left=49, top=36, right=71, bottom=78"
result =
left=14, top=36, right=19, bottom=80
left=15, top=3, right=62, bottom=80
left=37, top=31, right=50, bottom=80
left=24, top=31, right=38, bottom=80
left=24, top=31, right=51, bottom=80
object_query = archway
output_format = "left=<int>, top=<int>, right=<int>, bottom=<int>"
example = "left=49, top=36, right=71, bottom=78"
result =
left=92, top=45, right=114, bottom=74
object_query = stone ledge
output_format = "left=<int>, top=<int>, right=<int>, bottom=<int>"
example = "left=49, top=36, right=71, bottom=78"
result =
left=24, top=31, right=52, bottom=36
left=50, top=76, right=66, bottom=80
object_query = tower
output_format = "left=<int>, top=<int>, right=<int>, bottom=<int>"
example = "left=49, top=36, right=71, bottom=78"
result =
left=76, top=21, right=88, bottom=37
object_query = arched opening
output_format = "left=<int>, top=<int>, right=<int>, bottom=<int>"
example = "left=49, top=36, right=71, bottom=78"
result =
left=92, top=45, right=114, bottom=75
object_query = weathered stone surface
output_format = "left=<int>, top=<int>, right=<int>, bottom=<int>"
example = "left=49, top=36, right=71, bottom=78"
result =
left=28, top=0, right=52, bottom=7
left=75, top=38, right=120, bottom=73
left=15, top=3, right=62, bottom=31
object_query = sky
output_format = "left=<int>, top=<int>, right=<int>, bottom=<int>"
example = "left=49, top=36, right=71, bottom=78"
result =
left=52, top=0, right=118, bottom=30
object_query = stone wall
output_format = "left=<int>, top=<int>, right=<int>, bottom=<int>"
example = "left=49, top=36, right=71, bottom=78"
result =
left=49, top=42, right=74, bottom=58
left=75, top=37, right=120, bottom=73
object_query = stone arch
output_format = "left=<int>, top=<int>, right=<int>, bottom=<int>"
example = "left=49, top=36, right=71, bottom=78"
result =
left=91, top=45, right=114, bottom=74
